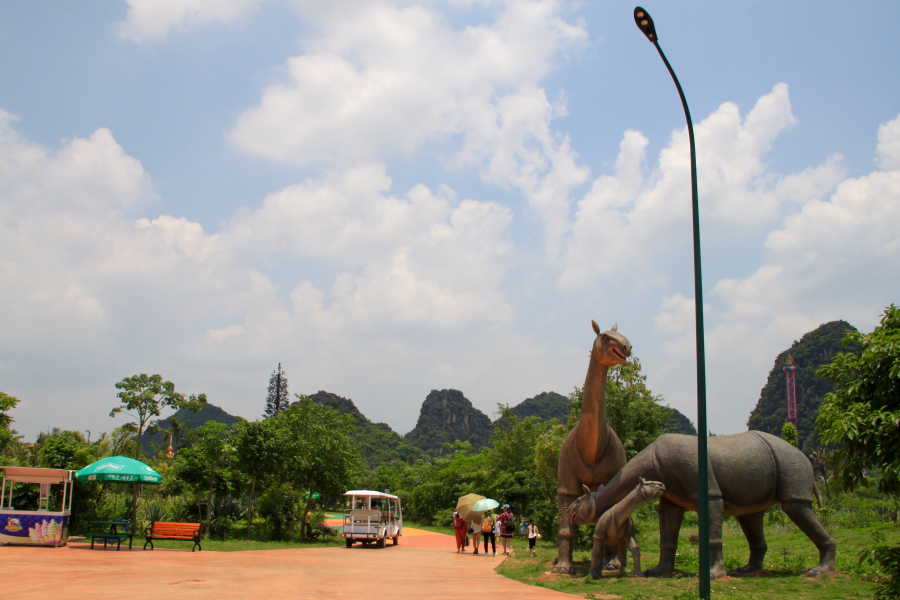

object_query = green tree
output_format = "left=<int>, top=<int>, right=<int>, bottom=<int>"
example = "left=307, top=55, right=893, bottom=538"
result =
left=567, top=356, right=674, bottom=459
left=264, top=363, right=289, bottom=418
left=277, top=395, right=364, bottom=539
left=817, top=304, right=900, bottom=494
left=534, top=422, right=568, bottom=482
left=178, top=421, right=230, bottom=535
left=110, top=374, right=207, bottom=458
left=231, top=418, right=281, bottom=538
left=0, top=391, right=21, bottom=457
left=482, top=406, right=555, bottom=519
left=781, top=422, right=799, bottom=447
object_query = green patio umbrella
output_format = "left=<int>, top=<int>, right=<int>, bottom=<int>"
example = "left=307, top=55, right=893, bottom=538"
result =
left=75, top=456, right=162, bottom=484
left=76, top=456, right=162, bottom=521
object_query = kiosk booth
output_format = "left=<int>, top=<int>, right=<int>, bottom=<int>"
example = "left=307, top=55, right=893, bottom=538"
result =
left=0, top=467, right=74, bottom=546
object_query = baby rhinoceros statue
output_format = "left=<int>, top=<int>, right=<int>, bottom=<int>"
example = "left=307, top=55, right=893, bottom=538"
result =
left=587, top=477, right=666, bottom=579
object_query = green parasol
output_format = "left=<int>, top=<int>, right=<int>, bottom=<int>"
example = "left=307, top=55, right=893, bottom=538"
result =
left=471, top=498, right=499, bottom=512
left=75, top=456, right=162, bottom=484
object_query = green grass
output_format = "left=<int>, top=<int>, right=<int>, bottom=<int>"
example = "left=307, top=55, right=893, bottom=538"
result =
left=496, top=509, right=898, bottom=600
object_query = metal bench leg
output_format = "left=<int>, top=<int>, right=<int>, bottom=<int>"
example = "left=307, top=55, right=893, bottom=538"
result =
left=143, top=538, right=153, bottom=550
left=90, top=538, right=95, bottom=550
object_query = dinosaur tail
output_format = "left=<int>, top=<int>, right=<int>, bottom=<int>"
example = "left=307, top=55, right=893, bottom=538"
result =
left=812, top=480, right=824, bottom=508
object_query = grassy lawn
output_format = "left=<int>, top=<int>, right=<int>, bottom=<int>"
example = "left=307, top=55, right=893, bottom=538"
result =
left=497, top=511, right=897, bottom=599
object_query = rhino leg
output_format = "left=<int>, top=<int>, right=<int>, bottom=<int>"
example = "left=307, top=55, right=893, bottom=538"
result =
left=781, top=501, right=836, bottom=576
left=709, top=498, right=727, bottom=579
left=552, top=493, right=578, bottom=575
left=644, top=497, right=684, bottom=577
left=734, top=510, right=767, bottom=574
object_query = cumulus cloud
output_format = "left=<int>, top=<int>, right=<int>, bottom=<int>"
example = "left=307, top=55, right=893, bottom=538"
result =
left=0, top=111, right=525, bottom=434
left=116, top=0, right=264, bottom=41
left=650, top=111, right=900, bottom=431
left=559, top=84, right=847, bottom=290
left=230, top=0, right=588, bottom=251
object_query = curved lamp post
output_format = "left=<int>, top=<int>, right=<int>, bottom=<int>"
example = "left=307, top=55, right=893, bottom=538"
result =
left=633, top=7, right=710, bottom=598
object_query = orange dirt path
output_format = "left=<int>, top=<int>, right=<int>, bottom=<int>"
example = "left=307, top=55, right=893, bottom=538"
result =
left=0, top=532, right=569, bottom=599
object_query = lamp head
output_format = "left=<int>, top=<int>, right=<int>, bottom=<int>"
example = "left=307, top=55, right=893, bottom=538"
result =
left=634, top=7, right=658, bottom=42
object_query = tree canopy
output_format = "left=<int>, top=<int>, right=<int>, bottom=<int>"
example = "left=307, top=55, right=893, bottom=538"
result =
left=111, top=374, right=206, bottom=457
left=817, top=304, right=900, bottom=494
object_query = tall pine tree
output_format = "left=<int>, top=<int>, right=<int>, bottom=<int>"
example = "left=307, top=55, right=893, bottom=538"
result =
left=264, top=363, right=290, bottom=418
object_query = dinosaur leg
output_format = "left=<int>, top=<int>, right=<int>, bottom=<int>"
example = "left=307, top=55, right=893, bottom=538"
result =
left=644, top=497, right=684, bottom=577
left=617, top=541, right=628, bottom=577
left=552, top=493, right=578, bottom=575
left=603, top=543, right=622, bottom=571
left=709, top=498, right=727, bottom=579
left=589, top=526, right=607, bottom=580
left=781, top=501, right=836, bottom=576
left=626, top=533, right=642, bottom=577
left=734, top=510, right=767, bottom=574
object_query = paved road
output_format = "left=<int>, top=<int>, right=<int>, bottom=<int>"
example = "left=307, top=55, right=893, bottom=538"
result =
left=1, top=529, right=572, bottom=599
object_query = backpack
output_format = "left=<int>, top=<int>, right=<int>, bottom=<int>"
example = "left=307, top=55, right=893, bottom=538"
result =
left=481, top=517, right=492, bottom=533
left=501, top=513, right=515, bottom=535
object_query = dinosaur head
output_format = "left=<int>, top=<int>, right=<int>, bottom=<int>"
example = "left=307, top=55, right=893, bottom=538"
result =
left=637, top=476, right=666, bottom=502
left=565, top=484, right=600, bottom=525
left=590, top=321, right=632, bottom=366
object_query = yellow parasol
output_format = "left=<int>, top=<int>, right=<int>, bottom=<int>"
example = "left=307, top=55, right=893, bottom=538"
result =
left=455, top=493, right=486, bottom=523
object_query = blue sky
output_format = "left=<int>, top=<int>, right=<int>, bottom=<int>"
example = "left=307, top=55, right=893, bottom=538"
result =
left=2, top=0, right=899, bottom=440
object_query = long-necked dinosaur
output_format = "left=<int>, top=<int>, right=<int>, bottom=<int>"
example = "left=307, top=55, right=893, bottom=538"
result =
left=588, top=477, right=666, bottom=579
left=552, top=320, right=631, bottom=575
left=566, top=431, right=835, bottom=579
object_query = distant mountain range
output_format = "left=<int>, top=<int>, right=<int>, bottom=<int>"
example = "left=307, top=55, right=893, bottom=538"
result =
left=142, top=382, right=697, bottom=466
left=142, top=319, right=855, bottom=464
left=140, top=402, right=241, bottom=455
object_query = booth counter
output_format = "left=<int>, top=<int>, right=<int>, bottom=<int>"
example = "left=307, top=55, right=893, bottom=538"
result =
left=1, top=466, right=74, bottom=546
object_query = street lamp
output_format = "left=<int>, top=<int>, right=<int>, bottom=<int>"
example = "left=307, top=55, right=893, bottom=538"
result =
left=633, top=7, right=710, bottom=598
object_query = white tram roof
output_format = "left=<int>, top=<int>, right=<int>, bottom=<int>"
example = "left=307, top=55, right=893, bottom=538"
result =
left=344, top=489, right=399, bottom=500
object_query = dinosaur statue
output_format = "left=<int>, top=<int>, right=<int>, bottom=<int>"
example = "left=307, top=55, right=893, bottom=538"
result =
left=587, top=477, right=666, bottom=579
left=565, top=431, right=835, bottom=579
left=552, top=321, right=631, bottom=575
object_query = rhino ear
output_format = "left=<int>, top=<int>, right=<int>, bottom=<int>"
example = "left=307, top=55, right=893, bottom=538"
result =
left=592, top=320, right=600, bottom=335
left=582, top=484, right=591, bottom=496
left=639, top=476, right=646, bottom=485
left=611, top=323, right=618, bottom=332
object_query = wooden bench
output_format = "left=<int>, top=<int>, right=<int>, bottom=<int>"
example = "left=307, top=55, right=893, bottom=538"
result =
left=143, top=521, right=202, bottom=552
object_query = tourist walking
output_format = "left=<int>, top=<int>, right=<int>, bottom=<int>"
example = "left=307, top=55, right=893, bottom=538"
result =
left=527, top=519, right=540, bottom=557
left=499, top=504, right=515, bottom=555
left=453, top=511, right=467, bottom=553
left=470, top=518, right=481, bottom=554
left=481, top=512, right=496, bottom=556
left=520, top=517, right=527, bottom=536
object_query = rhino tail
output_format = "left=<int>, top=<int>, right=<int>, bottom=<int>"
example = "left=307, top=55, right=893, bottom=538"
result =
left=813, top=481, right=823, bottom=508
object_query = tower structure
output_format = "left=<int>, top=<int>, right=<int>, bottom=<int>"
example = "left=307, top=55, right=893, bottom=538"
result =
left=784, top=353, right=798, bottom=426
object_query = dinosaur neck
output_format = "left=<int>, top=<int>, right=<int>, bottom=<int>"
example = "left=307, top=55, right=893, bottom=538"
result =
left=616, top=487, right=646, bottom=519
left=577, top=353, right=609, bottom=465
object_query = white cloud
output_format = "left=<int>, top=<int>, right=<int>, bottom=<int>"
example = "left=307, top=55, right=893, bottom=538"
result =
left=559, top=84, right=846, bottom=290
left=229, top=0, right=588, bottom=252
left=0, top=112, right=527, bottom=436
left=116, top=0, right=264, bottom=42
left=650, top=110, right=900, bottom=432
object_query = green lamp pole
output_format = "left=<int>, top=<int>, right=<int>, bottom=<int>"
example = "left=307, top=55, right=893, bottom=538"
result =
left=633, top=7, right=710, bottom=598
